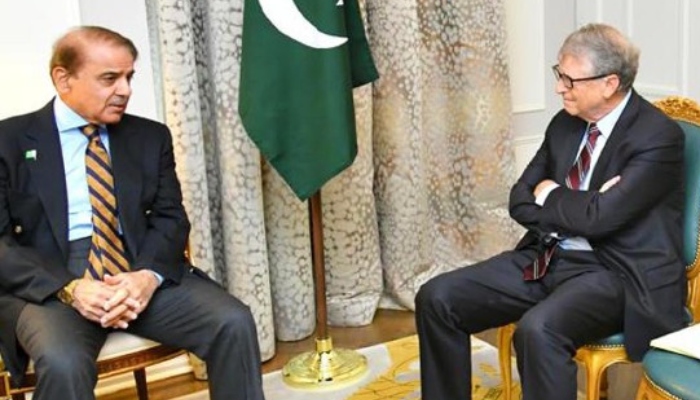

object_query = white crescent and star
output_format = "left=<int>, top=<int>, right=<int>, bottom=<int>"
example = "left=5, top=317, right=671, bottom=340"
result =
left=258, top=0, right=348, bottom=49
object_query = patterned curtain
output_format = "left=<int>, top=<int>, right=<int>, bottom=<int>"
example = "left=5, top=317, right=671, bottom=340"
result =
left=145, top=0, right=520, bottom=361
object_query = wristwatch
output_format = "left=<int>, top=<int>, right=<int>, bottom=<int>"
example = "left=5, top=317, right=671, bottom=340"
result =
left=57, top=279, right=80, bottom=305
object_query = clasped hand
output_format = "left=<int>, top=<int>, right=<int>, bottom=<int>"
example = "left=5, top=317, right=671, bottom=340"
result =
left=70, top=270, right=159, bottom=329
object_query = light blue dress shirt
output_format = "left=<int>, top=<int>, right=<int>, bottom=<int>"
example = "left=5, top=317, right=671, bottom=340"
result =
left=54, top=97, right=113, bottom=241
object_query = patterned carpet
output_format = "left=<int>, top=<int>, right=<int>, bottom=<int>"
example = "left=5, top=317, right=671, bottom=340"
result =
left=174, top=335, right=522, bottom=400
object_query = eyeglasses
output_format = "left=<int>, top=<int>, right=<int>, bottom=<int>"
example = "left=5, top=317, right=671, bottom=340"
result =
left=552, top=65, right=614, bottom=89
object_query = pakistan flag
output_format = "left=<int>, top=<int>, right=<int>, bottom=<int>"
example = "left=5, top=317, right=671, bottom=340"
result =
left=238, top=0, right=379, bottom=201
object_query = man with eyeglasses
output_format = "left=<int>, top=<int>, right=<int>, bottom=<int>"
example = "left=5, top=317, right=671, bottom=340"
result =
left=416, top=23, right=686, bottom=400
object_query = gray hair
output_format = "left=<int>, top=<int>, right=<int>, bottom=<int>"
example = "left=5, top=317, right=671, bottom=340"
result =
left=559, top=23, right=639, bottom=92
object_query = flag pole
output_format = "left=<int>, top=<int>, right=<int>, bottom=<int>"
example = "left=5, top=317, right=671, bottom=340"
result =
left=309, top=191, right=329, bottom=340
left=282, top=191, right=368, bottom=389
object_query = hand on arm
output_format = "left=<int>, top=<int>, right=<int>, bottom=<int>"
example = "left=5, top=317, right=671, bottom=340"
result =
left=600, top=175, right=621, bottom=193
left=534, top=179, right=558, bottom=198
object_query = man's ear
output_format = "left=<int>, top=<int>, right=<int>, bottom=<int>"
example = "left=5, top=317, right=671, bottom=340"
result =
left=52, top=67, right=71, bottom=94
left=603, top=74, right=621, bottom=99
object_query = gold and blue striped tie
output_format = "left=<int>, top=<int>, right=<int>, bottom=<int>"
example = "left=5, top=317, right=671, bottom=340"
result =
left=82, top=124, right=129, bottom=279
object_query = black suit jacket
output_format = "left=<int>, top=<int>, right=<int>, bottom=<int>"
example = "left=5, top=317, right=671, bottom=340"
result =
left=0, top=100, right=191, bottom=378
left=509, top=91, right=687, bottom=361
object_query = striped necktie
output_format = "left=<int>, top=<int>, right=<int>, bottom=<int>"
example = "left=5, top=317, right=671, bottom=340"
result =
left=524, top=123, right=601, bottom=281
left=565, top=123, right=601, bottom=190
left=82, top=124, right=130, bottom=279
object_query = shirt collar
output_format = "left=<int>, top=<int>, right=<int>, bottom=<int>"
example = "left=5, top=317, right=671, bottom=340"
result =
left=593, top=90, right=632, bottom=137
left=54, top=97, right=97, bottom=133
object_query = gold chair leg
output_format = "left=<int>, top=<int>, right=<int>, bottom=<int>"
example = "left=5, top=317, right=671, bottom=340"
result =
left=498, top=324, right=516, bottom=400
left=575, top=346, right=629, bottom=400
left=582, top=354, right=603, bottom=400
left=635, top=375, right=650, bottom=400
left=600, top=371, right=609, bottom=400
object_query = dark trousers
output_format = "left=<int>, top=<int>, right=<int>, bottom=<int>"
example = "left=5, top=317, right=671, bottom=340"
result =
left=415, top=248, right=625, bottom=400
left=15, top=239, right=265, bottom=400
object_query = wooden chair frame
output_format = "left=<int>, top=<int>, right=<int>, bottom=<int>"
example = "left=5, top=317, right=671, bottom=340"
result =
left=1, top=344, right=185, bottom=400
left=635, top=371, right=684, bottom=400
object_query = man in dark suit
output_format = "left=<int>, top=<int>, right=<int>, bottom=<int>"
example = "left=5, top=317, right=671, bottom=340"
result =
left=0, top=26, right=265, bottom=400
left=416, top=23, right=687, bottom=400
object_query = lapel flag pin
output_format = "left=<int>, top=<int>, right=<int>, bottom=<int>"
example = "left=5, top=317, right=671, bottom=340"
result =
left=25, top=149, right=37, bottom=160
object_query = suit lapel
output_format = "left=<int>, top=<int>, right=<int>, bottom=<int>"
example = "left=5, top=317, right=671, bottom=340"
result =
left=22, top=101, right=69, bottom=256
left=107, top=121, right=142, bottom=256
left=589, top=91, right=641, bottom=189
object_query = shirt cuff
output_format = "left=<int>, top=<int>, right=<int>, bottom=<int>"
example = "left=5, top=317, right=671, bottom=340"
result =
left=148, top=270, right=164, bottom=286
left=535, top=182, right=560, bottom=206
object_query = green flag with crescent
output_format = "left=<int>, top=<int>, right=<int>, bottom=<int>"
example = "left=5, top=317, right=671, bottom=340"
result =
left=238, top=0, right=379, bottom=201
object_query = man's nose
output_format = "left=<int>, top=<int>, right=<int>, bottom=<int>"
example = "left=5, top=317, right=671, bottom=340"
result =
left=116, top=77, right=132, bottom=96
left=554, top=78, right=568, bottom=94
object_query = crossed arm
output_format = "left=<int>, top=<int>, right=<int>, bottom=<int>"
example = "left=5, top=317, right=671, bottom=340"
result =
left=510, top=118, right=683, bottom=242
left=533, top=175, right=620, bottom=199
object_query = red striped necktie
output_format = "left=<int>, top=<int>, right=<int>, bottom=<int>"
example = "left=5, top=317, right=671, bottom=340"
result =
left=566, top=123, right=601, bottom=190
left=82, top=124, right=130, bottom=279
left=523, top=123, right=601, bottom=281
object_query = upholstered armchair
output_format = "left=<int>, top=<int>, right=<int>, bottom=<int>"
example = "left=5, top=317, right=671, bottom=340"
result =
left=498, top=96, right=700, bottom=400
left=635, top=346, right=700, bottom=400
left=633, top=96, right=700, bottom=400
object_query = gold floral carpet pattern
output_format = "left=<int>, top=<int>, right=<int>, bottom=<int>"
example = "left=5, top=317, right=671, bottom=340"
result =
left=345, top=335, right=520, bottom=400
left=174, top=335, right=521, bottom=400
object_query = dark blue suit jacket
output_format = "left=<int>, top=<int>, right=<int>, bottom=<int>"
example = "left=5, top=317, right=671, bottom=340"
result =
left=0, top=100, right=191, bottom=382
left=509, top=90, right=687, bottom=361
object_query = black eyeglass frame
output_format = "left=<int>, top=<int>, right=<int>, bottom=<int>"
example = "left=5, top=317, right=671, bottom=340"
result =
left=551, top=64, right=615, bottom=89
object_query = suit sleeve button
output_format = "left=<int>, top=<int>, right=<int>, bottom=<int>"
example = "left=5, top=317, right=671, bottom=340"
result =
left=13, top=225, right=22, bottom=234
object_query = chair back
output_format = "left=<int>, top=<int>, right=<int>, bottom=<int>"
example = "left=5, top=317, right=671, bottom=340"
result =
left=655, top=96, right=700, bottom=323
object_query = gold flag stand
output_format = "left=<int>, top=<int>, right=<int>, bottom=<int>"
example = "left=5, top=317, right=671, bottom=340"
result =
left=282, top=192, right=368, bottom=389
